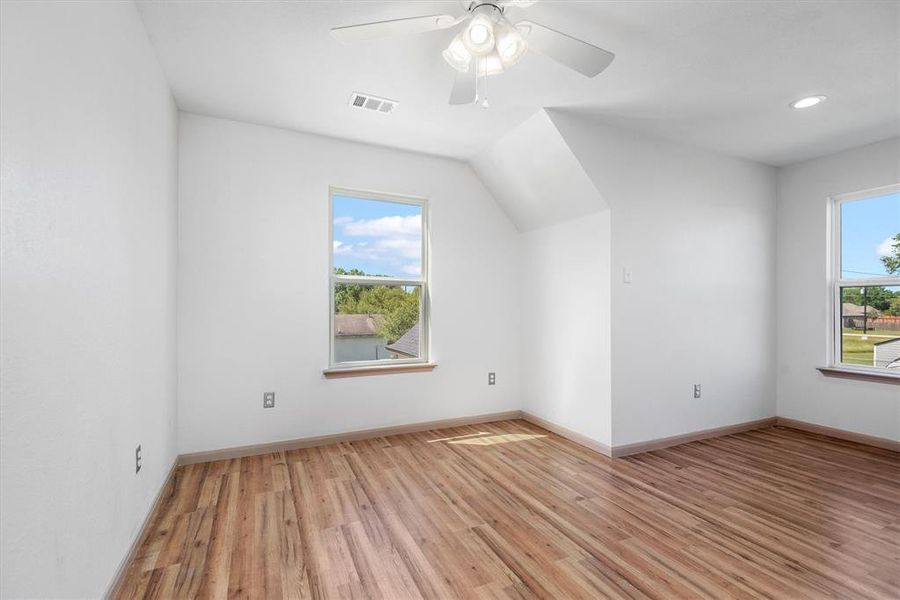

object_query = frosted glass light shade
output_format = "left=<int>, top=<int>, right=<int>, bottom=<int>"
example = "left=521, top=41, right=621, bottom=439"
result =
left=495, top=21, right=527, bottom=66
left=463, top=13, right=495, bottom=56
left=442, top=33, right=472, bottom=72
left=476, top=50, right=505, bottom=76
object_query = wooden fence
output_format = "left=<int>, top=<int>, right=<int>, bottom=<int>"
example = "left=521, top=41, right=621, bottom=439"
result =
left=871, top=316, right=900, bottom=331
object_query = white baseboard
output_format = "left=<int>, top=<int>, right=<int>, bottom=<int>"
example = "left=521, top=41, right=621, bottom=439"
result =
left=520, top=411, right=612, bottom=457
left=178, top=410, right=524, bottom=465
left=776, top=417, right=899, bottom=452
left=103, top=456, right=178, bottom=599
left=611, top=417, right=779, bottom=458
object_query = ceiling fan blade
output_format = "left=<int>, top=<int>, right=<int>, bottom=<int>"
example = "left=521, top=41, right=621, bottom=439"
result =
left=331, top=14, right=459, bottom=43
left=497, top=0, right=541, bottom=7
left=517, top=20, right=614, bottom=78
left=449, top=71, right=476, bottom=105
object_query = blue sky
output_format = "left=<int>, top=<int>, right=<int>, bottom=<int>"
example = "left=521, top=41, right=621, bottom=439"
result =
left=841, top=192, right=900, bottom=279
left=332, top=195, right=422, bottom=277
left=331, top=191, right=898, bottom=280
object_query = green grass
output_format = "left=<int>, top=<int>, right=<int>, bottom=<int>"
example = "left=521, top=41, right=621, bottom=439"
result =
left=841, top=328, right=900, bottom=366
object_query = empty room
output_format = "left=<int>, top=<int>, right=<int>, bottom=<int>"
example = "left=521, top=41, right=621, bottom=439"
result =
left=1, top=0, right=899, bottom=598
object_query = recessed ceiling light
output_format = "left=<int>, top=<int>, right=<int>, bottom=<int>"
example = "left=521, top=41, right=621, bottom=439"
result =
left=790, top=95, right=827, bottom=109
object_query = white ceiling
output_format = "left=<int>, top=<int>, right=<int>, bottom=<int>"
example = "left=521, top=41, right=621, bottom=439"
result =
left=137, top=0, right=899, bottom=166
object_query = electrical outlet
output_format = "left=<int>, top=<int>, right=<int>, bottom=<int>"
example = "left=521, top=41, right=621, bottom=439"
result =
left=135, top=444, right=142, bottom=474
left=488, top=372, right=496, bottom=386
left=693, top=384, right=701, bottom=399
left=263, top=392, right=275, bottom=408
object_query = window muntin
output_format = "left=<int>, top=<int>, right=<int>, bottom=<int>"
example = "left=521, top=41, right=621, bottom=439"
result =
left=832, top=186, right=900, bottom=371
left=329, top=189, right=428, bottom=368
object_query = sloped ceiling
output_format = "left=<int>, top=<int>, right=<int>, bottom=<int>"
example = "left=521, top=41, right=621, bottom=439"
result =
left=136, top=0, right=899, bottom=166
left=471, top=109, right=607, bottom=232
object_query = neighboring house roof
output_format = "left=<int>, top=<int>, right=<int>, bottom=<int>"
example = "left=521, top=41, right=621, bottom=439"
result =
left=841, top=303, right=881, bottom=318
left=385, top=322, right=419, bottom=358
left=334, top=313, right=384, bottom=337
left=873, top=337, right=900, bottom=369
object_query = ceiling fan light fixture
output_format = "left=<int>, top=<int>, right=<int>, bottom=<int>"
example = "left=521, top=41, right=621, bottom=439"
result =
left=463, top=12, right=496, bottom=56
left=477, top=50, right=505, bottom=77
left=495, top=21, right=527, bottom=66
left=442, top=33, right=472, bottom=72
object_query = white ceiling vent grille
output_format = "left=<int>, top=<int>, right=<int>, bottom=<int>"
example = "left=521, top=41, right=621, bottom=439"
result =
left=349, top=92, right=397, bottom=114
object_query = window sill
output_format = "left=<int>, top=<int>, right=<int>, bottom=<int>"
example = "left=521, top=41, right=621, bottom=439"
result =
left=817, top=366, right=900, bottom=384
left=323, top=363, right=437, bottom=379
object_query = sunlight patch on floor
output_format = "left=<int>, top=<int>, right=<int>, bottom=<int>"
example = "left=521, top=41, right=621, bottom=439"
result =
left=448, top=433, right=546, bottom=446
left=426, top=432, right=493, bottom=443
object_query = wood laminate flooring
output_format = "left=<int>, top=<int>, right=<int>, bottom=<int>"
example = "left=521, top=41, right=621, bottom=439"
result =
left=115, top=420, right=900, bottom=599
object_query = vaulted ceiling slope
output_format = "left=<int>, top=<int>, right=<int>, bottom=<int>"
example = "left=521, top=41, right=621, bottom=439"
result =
left=137, top=1, right=898, bottom=166
left=472, top=110, right=606, bottom=231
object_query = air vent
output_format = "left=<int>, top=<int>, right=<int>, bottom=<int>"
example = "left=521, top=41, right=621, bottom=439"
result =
left=349, top=92, right=397, bottom=114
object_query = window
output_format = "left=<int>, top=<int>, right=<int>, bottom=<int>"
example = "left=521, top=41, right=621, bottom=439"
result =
left=831, top=185, right=900, bottom=371
left=329, top=188, right=428, bottom=369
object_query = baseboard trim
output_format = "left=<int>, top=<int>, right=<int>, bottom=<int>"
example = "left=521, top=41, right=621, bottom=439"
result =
left=610, top=417, right=779, bottom=458
left=104, top=456, right=178, bottom=599
left=520, top=411, right=612, bottom=457
left=775, top=417, right=900, bottom=452
left=177, top=410, right=524, bottom=465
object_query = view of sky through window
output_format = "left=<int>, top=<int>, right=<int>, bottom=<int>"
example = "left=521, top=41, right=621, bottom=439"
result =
left=841, top=191, right=900, bottom=279
left=332, top=194, right=422, bottom=278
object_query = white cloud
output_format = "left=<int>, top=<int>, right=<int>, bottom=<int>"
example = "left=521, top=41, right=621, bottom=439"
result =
left=333, top=213, right=422, bottom=275
left=877, top=236, right=897, bottom=257
left=373, top=238, right=421, bottom=259
left=333, top=240, right=352, bottom=255
left=343, top=215, right=421, bottom=238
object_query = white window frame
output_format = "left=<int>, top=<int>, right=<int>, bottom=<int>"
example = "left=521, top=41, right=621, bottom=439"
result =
left=328, top=186, right=430, bottom=369
left=829, top=183, right=900, bottom=371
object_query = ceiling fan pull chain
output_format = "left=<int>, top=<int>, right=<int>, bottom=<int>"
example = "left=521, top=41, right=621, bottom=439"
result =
left=475, top=57, right=488, bottom=109
left=474, top=62, right=480, bottom=106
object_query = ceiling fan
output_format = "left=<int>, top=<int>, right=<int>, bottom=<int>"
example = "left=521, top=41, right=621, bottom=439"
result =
left=331, top=0, right=615, bottom=107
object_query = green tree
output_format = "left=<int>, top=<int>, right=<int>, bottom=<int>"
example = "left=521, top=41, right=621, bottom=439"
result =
left=886, top=296, right=900, bottom=317
left=881, top=233, right=900, bottom=275
left=340, top=285, right=409, bottom=315
left=378, top=290, right=419, bottom=343
left=333, top=268, right=419, bottom=344
left=842, top=286, right=896, bottom=312
left=333, top=268, right=366, bottom=310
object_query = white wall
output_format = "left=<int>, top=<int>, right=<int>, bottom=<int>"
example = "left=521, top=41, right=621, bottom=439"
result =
left=0, top=1, right=178, bottom=597
left=520, top=212, right=613, bottom=446
left=549, top=110, right=778, bottom=447
left=177, top=113, right=520, bottom=454
left=776, top=138, right=900, bottom=441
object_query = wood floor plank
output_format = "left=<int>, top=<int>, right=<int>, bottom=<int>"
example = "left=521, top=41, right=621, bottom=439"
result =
left=115, top=421, right=900, bottom=599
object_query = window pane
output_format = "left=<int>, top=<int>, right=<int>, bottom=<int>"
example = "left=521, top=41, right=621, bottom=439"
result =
left=840, top=192, right=900, bottom=279
left=333, top=282, right=421, bottom=363
left=840, top=285, right=900, bottom=369
left=333, top=195, right=423, bottom=278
